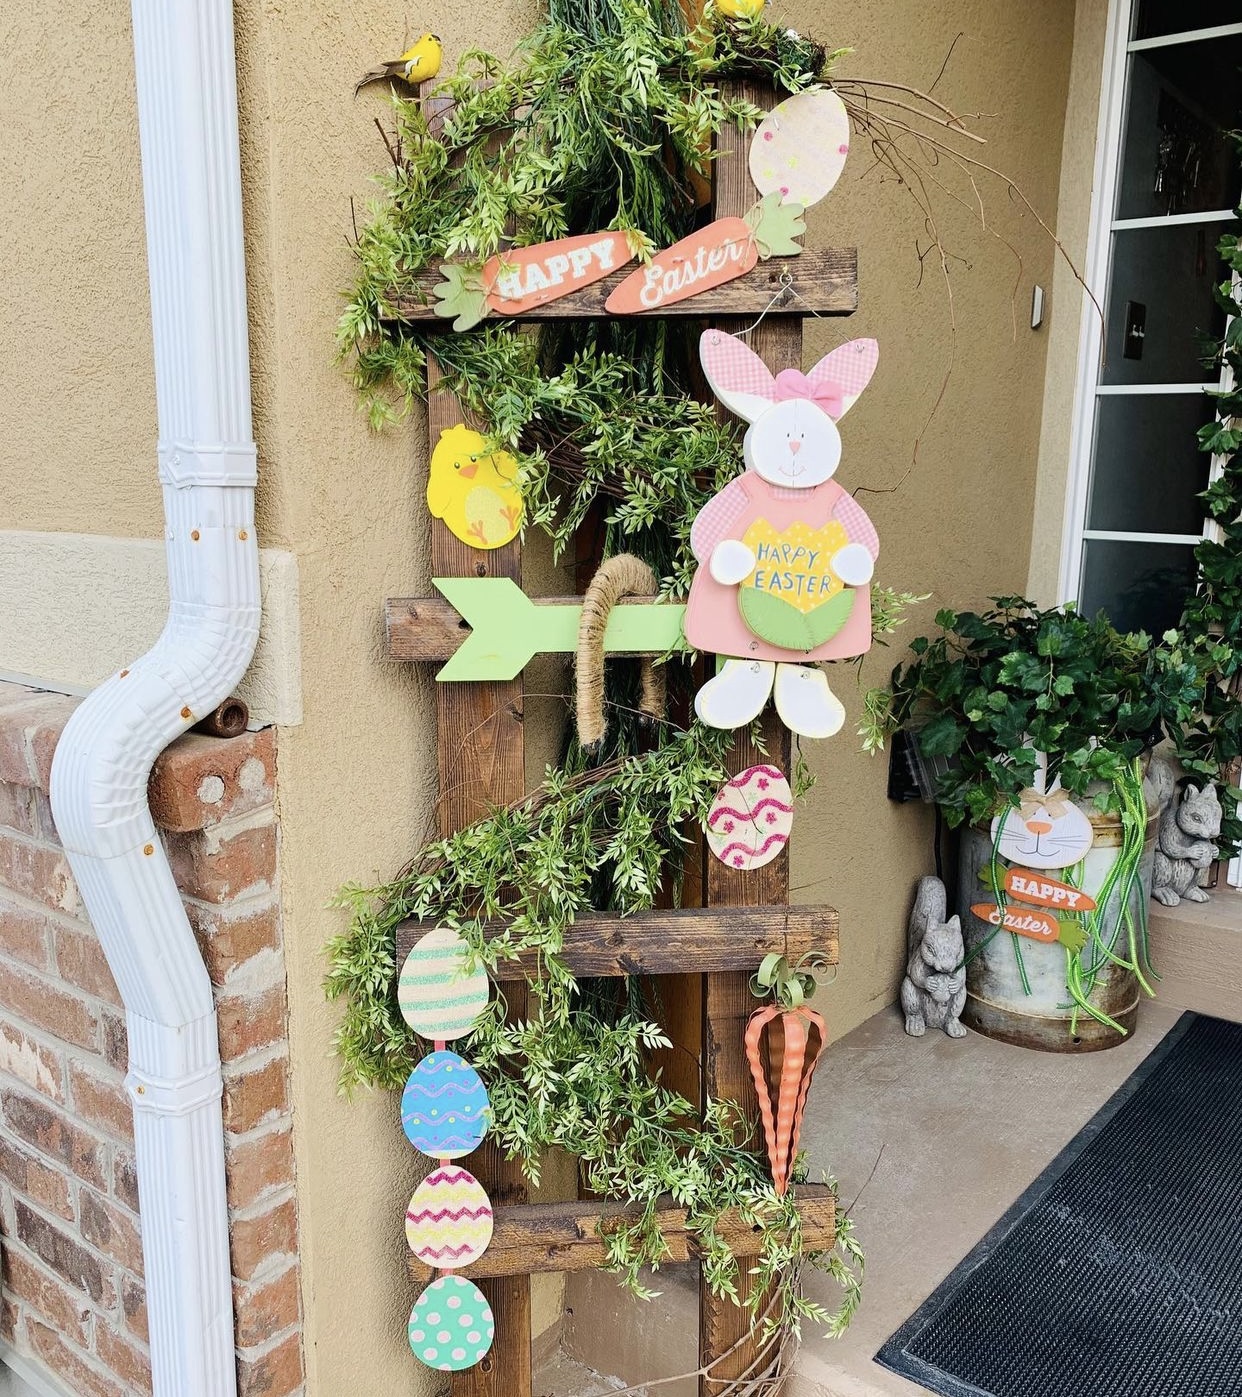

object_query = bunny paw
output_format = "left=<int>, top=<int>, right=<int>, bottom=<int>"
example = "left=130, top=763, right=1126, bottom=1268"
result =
left=831, top=542, right=875, bottom=587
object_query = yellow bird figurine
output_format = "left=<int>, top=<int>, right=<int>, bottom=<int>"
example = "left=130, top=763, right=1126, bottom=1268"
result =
left=715, top=0, right=766, bottom=17
left=427, top=426, right=524, bottom=551
left=355, top=33, right=443, bottom=94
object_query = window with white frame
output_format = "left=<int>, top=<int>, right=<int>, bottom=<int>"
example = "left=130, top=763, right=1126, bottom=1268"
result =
left=1061, top=3, right=1242, bottom=637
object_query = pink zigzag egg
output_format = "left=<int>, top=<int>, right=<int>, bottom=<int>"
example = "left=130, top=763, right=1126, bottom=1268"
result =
left=705, top=764, right=793, bottom=872
left=405, top=1165, right=493, bottom=1270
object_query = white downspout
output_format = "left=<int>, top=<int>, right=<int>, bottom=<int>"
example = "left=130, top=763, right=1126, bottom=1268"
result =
left=48, top=1, right=257, bottom=1394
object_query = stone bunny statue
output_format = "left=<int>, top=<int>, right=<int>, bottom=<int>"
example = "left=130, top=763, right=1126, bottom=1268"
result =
left=1152, top=782, right=1222, bottom=906
left=901, top=876, right=968, bottom=1038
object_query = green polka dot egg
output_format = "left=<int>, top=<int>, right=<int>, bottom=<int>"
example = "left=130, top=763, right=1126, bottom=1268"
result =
left=408, top=1275, right=495, bottom=1371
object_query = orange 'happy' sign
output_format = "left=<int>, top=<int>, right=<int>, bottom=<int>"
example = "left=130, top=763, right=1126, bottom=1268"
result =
left=1003, top=868, right=1097, bottom=913
left=606, top=218, right=758, bottom=314
left=971, top=903, right=1060, bottom=944
left=484, top=232, right=634, bottom=315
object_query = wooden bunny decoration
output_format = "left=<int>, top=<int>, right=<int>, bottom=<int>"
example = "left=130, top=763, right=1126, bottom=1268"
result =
left=685, top=330, right=880, bottom=738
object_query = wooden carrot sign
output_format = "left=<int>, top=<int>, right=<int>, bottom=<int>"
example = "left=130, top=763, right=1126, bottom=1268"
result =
left=971, top=903, right=1060, bottom=944
left=606, top=218, right=760, bottom=313
left=434, top=231, right=635, bottom=330
left=607, top=196, right=802, bottom=314
left=1002, top=868, right=1097, bottom=913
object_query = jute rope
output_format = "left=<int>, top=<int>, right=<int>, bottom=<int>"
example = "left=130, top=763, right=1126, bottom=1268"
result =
left=576, top=554, right=666, bottom=749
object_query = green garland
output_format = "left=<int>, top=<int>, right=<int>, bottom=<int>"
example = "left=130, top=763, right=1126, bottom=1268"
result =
left=327, top=721, right=863, bottom=1334
left=329, top=0, right=873, bottom=1338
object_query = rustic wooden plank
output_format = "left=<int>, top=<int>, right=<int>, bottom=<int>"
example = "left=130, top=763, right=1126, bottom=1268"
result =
left=426, top=352, right=534, bottom=1397
left=394, top=905, right=839, bottom=978
left=383, top=247, right=857, bottom=324
left=408, top=1188, right=835, bottom=1284
left=384, top=589, right=680, bottom=669
left=700, top=79, right=801, bottom=1397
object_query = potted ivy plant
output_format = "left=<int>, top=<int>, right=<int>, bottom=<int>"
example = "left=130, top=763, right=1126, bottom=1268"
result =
left=864, top=598, right=1211, bottom=1051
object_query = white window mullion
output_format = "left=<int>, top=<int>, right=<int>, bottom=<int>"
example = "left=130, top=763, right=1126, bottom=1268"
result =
left=1095, top=383, right=1214, bottom=395
left=1128, top=23, right=1242, bottom=54
left=1081, top=529, right=1205, bottom=544
left=1059, top=0, right=1135, bottom=606
left=1112, top=209, right=1236, bottom=230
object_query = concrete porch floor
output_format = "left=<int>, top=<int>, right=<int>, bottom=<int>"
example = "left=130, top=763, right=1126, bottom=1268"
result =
left=537, top=996, right=1197, bottom=1397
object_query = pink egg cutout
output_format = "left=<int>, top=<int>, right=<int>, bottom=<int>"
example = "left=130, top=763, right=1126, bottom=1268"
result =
left=705, top=765, right=794, bottom=872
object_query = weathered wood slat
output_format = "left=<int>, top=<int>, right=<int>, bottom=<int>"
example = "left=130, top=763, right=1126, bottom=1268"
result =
left=700, top=79, right=799, bottom=1397
left=426, top=352, right=533, bottom=1397
left=408, top=1187, right=835, bottom=1284
left=394, top=905, right=839, bottom=978
left=383, top=248, right=857, bottom=324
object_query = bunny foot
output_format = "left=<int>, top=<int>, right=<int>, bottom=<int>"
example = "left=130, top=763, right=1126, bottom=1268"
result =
left=695, top=660, right=775, bottom=730
left=773, top=664, right=845, bottom=739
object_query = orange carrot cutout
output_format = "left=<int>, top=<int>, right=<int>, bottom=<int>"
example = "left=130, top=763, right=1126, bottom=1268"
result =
left=745, top=953, right=830, bottom=1196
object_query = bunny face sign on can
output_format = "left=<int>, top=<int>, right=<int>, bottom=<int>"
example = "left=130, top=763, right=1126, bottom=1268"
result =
left=685, top=331, right=880, bottom=742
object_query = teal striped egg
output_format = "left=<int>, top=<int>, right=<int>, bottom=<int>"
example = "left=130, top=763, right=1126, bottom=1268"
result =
left=401, top=1052, right=490, bottom=1159
left=398, top=927, right=490, bottom=1042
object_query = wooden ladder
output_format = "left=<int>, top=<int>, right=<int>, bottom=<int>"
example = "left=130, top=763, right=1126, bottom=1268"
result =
left=385, top=78, right=857, bottom=1397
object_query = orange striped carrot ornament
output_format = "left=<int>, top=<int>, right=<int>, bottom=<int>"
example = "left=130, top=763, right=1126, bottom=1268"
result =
left=745, top=953, right=829, bottom=1196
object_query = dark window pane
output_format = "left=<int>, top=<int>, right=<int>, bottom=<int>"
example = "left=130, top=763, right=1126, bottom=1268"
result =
left=1101, top=224, right=1226, bottom=384
left=1135, top=2, right=1242, bottom=40
left=1079, top=539, right=1199, bottom=635
left=1116, top=39, right=1242, bottom=218
left=1087, top=393, right=1215, bottom=533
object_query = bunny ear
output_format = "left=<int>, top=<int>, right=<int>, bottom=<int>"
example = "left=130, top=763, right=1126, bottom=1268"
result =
left=700, top=330, right=778, bottom=423
left=806, top=338, right=878, bottom=418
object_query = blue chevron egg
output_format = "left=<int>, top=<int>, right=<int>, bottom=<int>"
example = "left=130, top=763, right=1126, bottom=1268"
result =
left=401, top=1052, right=490, bottom=1160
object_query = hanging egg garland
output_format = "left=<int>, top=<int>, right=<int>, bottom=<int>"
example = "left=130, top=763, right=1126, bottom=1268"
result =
left=408, top=1275, right=496, bottom=1372
left=397, top=928, right=497, bottom=1374
left=401, top=1051, right=491, bottom=1159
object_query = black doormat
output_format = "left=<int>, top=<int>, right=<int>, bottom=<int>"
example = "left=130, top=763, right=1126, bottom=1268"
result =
left=876, top=1012, right=1242, bottom=1397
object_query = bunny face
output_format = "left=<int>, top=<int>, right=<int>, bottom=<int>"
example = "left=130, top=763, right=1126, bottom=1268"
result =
left=699, top=331, right=878, bottom=486
left=744, top=397, right=841, bottom=487
left=992, top=789, right=1094, bottom=871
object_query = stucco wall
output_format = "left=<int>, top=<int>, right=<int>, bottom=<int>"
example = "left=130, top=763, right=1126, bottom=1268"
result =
left=0, top=0, right=1081, bottom=1394
left=1028, top=0, right=1112, bottom=605
left=790, top=0, right=1077, bottom=1033
left=0, top=0, right=159, bottom=541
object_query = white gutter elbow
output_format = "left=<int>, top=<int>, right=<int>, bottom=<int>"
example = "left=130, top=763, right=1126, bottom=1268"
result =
left=49, top=2, right=260, bottom=1394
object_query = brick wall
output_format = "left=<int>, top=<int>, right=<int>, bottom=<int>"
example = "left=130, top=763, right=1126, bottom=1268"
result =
left=0, top=681, right=303, bottom=1396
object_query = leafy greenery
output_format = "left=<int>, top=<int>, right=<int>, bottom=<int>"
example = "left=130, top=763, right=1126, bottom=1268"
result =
left=337, top=0, right=831, bottom=426
left=326, top=721, right=863, bottom=1335
left=861, top=598, right=1212, bottom=828
left=1174, top=197, right=1242, bottom=852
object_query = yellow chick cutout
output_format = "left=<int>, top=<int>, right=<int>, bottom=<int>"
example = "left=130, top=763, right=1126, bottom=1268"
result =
left=427, top=426, right=524, bottom=551
left=354, top=33, right=443, bottom=94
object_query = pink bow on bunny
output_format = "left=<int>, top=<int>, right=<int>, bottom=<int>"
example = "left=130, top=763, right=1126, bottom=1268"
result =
left=773, top=368, right=845, bottom=420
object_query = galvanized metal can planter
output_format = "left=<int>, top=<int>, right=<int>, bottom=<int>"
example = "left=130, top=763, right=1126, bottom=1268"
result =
left=957, top=804, right=1158, bottom=1053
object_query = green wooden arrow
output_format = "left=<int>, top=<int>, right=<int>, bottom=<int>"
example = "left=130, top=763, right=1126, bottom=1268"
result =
left=434, top=577, right=686, bottom=681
